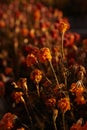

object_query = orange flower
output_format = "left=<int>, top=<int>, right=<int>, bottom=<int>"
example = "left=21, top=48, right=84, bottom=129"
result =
left=38, top=47, right=52, bottom=63
left=0, top=113, right=16, bottom=130
left=0, top=81, right=5, bottom=97
left=74, top=96, right=86, bottom=105
left=70, top=123, right=82, bottom=130
left=29, top=29, right=35, bottom=38
left=58, top=97, right=71, bottom=113
left=26, top=54, right=37, bottom=67
left=30, top=69, right=43, bottom=84
left=0, top=20, right=6, bottom=28
left=21, top=28, right=29, bottom=36
left=11, top=92, right=24, bottom=104
left=34, top=9, right=41, bottom=20
left=45, top=97, right=56, bottom=108
left=70, top=83, right=84, bottom=96
left=59, top=22, right=69, bottom=33
left=82, top=122, right=87, bottom=130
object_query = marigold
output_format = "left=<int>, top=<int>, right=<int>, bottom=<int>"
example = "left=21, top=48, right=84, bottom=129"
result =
left=58, top=97, right=71, bottom=113
left=45, top=97, right=56, bottom=108
left=70, top=83, right=84, bottom=96
left=30, top=69, right=43, bottom=84
left=59, top=22, right=69, bottom=33
left=70, top=123, right=82, bottom=130
left=11, top=92, right=24, bottom=104
left=26, top=54, right=37, bottom=67
left=38, top=47, right=52, bottom=63
left=0, top=113, right=17, bottom=130
left=74, top=96, right=86, bottom=105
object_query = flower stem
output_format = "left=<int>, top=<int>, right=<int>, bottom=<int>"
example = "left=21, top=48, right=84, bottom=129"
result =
left=36, top=84, right=40, bottom=97
left=49, top=60, right=59, bottom=85
left=62, top=113, right=66, bottom=130
left=61, top=32, right=64, bottom=60
left=21, top=97, right=33, bottom=129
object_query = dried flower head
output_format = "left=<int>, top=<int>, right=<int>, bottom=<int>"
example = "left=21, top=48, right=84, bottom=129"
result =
left=58, top=97, right=71, bottom=113
left=30, top=69, right=43, bottom=84
left=70, top=83, right=85, bottom=96
left=70, top=123, right=82, bottom=130
left=45, top=97, right=56, bottom=108
left=74, top=95, right=86, bottom=105
left=38, top=47, right=52, bottom=63
left=26, top=54, right=37, bottom=67
left=11, top=92, right=24, bottom=104
left=0, top=113, right=17, bottom=130
left=58, top=22, right=69, bottom=33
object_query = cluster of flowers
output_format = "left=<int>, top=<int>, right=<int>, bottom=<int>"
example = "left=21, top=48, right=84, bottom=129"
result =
left=0, top=0, right=87, bottom=130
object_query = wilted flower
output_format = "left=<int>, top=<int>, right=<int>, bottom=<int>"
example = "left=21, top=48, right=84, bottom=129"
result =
left=70, top=83, right=85, bottom=96
left=11, top=92, right=24, bottom=104
left=74, top=95, right=86, bottom=105
left=38, top=47, right=52, bottom=63
left=0, top=113, right=17, bottom=130
left=70, top=123, right=82, bottom=130
left=45, top=97, right=56, bottom=108
left=30, top=69, right=43, bottom=84
left=58, top=97, right=71, bottom=113
left=26, top=54, right=37, bottom=67
left=58, top=22, right=69, bottom=33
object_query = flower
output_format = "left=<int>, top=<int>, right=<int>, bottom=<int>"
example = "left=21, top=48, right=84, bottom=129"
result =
left=70, top=83, right=85, bottom=96
left=58, top=97, right=71, bottom=113
left=45, top=97, right=56, bottom=108
left=30, top=69, right=43, bottom=84
left=26, top=54, right=37, bottom=67
left=0, top=113, right=17, bottom=130
left=74, top=95, right=86, bottom=105
left=11, top=92, right=24, bottom=104
left=21, top=28, right=29, bottom=36
left=0, top=81, right=5, bottom=97
left=38, top=47, right=52, bottom=63
left=58, top=22, right=69, bottom=33
left=70, top=123, right=82, bottom=130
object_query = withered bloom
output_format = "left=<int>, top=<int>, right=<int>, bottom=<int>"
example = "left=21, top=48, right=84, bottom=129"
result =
left=0, top=113, right=17, bottom=130
left=58, top=21, right=69, bottom=34
left=38, top=47, right=52, bottom=63
left=11, top=92, right=24, bottom=104
left=30, top=69, right=43, bottom=84
left=74, top=95, right=86, bottom=105
left=58, top=97, right=71, bottom=113
left=70, top=82, right=85, bottom=96
left=45, top=97, right=56, bottom=108
left=26, top=54, right=37, bottom=67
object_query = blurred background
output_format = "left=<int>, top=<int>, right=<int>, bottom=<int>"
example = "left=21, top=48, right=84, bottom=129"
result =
left=0, top=0, right=87, bottom=38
